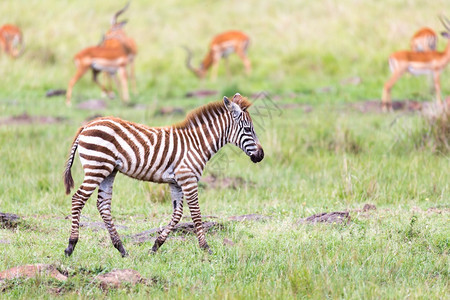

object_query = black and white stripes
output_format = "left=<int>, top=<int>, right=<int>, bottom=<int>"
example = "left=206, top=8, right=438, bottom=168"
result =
left=64, top=93, right=264, bottom=257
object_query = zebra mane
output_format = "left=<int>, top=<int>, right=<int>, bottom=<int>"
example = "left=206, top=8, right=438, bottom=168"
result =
left=174, top=97, right=252, bottom=129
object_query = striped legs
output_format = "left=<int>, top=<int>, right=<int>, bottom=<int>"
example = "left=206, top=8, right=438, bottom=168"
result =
left=181, top=179, right=210, bottom=252
left=96, top=171, right=128, bottom=257
left=64, top=176, right=104, bottom=257
left=151, top=183, right=184, bottom=253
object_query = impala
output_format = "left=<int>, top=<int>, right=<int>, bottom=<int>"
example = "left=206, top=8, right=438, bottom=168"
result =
left=382, top=17, right=450, bottom=111
left=0, top=24, right=23, bottom=58
left=66, top=4, right=135, bottom=106
left=98, top=2, right=138, bottom=97
left=410, top=27, right=437, bottom=52
left=184, top=30, right=251, bottom=80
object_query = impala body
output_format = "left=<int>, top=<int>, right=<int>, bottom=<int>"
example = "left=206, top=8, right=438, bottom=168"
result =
left=0, top=24, right=23, bottom=58
left=382, top=18, right=450, bottom=111
left=185, top=30, right=251, bottom=80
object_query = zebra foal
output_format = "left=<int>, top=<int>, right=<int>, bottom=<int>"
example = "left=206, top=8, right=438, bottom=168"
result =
left=63, top=93, right=264, bottom=257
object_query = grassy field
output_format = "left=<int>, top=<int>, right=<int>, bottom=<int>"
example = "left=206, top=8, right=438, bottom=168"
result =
left=0, top=0, right=449, bottom=298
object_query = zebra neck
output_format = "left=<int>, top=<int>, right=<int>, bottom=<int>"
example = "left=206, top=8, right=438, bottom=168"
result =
left=189, top=116, right=230, bottom=163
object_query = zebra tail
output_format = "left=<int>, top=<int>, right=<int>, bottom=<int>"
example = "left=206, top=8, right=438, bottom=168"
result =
left=64, top=127, right=83, bottom=195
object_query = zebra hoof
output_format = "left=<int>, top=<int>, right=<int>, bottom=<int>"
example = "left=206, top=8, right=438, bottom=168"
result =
left=64, top=247, right=73, bottom=257
left=201, top=244, right=213, bottom=254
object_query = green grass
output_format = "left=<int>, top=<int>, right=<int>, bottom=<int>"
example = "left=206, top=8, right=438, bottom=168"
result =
left=0, top=0, right=449, bottom=298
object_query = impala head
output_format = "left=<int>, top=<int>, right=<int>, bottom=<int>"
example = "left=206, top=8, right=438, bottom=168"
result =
left=439, top=15, right=450, bottom=38
left=224, top=93, right=264, bottom=163
left=110, top=2, right=130, bottom=31
left=183, top=46, right=206, bottom=78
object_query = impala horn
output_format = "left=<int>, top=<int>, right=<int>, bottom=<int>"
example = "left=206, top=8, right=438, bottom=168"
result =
left=182, top=46, right=202, bottom=78
left=111, top=1, right=130, bottom=25
left=439, top=14, right=450, bottom=31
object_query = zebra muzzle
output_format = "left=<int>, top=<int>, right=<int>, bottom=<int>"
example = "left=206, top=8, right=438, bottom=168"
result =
left=250, top=148, right=264, bottom=163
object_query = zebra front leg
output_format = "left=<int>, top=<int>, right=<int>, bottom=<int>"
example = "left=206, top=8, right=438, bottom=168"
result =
left=151, top=183, right=184, bottom=253
left=65, top=181, right=99, bottom=257
left=97, top=171, right=128, bottom=257
left=181, top=179, right=211, bottom=253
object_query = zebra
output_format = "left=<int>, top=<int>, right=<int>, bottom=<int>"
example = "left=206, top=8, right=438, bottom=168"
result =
left=63, top=93, right=264, bottom=257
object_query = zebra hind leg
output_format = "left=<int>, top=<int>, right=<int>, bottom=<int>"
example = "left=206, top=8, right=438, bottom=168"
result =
left=151, top=184, right=184, bottom=253
left=97, top=170, right=128, bottom=257
left=65, top=178, right=103, bottom=257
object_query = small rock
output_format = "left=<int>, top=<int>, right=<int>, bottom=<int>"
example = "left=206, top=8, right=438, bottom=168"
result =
left=96, top=269, right=144, bottom=289
left=0, top=212, right=21, bottom=229
left=300, top=211, right=350, bottom=225
left=363, top=204, right=377, bottom=211
left=0, top=264, right=67, bottom=282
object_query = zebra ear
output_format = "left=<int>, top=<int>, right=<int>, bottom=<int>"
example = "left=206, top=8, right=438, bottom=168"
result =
left=223, top=96, right=242, bottom=119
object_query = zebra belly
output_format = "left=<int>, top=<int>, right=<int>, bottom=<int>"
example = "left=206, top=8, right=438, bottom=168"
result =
left=116, top=159, right=176, bottom=184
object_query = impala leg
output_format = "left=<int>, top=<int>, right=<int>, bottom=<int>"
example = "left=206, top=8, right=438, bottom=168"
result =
left=92, top=69, right=114, bottom=99
left=129, top=61, right=137, bottom=95
left=181, top=178, right=210, bottom=253
left=382, top=70, right=404, bottom=112
left=102, top=71, right=116, bottom=99
left=432, top=71, right=443, bottom=106
left=210, top=60, right=219, bottom=81
left=224, top=57, right=231, bottom=79
left=151, top=184, right=184, bottom=253
left=236, top=49, right=251, bottom=75
left=65, top=174, right=107, bottom=257
left=66, top=65, right=89, bottom=107
left=96, top=170, right=128, bottom=257
left=118, top=66, right=129, bottom=103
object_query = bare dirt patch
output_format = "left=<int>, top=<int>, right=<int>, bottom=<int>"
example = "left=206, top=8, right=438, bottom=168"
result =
left=96, top=269, right=151, bottom=290
left=228, top=214, right=270, bottom=221
left=128, top=214, right=268, bottom=244
left=411, top=206, right=450, bottom=215
left=0, top=113, right=65, bottom=126
left=0, top=264, right=67, bottom=282
left=77, top=99, right=107, bottom=110
left=45, top=89, right=66, bottom=97
left=155, top=106, right=185, bottom=116
left=200, top=173, right=254, bottom=190
left=185, top=90, right=218, bottom=98
left=129, top=221, right=220, bottom=244
left=351, top=100, right=424, bottom=113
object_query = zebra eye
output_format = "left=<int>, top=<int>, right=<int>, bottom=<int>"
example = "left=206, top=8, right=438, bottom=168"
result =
left=243, top=127, right=252, bottom=133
